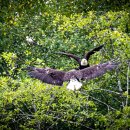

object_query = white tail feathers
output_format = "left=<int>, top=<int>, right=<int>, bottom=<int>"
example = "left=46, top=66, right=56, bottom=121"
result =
left=67, top=78, right=82, bottom=91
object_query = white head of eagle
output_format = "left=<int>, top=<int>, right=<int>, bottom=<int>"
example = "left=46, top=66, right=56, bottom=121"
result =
left=81, top=58, right=88, bottom=66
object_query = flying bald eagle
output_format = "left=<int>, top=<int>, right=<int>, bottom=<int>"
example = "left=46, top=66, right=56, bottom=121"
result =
left=26, top=61, right=119, bottom=88
left=56, top=44, right=104, bottom=70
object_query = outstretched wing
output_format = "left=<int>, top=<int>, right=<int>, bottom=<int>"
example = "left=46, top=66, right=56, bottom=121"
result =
left=63, top=61, right=119, bottom=81
left=85, top=44, right=104, bottom=60
left=81, top=61, right=119, bottom=80
left=56, top=52, right=81, bottom=65
left=27, top=67, right=65, bottom=86
left=26, top=61, right=119, bottom=86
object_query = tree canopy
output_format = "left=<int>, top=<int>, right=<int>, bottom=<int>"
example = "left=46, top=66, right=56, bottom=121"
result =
left=0, top=0, right=130, bottom=129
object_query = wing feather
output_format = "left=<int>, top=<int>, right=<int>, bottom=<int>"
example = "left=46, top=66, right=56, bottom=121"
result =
left=85, top=44, right=104, bottom=60
left=81, top=61, right=118, bottom=80
left=56, top=52, right=81, bottom=65
left=27, top=67, right=64, bottom=86
left=26, top=61, right=119, bottom=86
left=63, top=61, right=118, bottom=81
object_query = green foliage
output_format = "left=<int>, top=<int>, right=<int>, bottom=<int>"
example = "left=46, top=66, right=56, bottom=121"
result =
left=0, top=77, right=93, bottom=129
left=0, top=76, right=130, bottom=129
left=0, top=0, right=130, bottom=129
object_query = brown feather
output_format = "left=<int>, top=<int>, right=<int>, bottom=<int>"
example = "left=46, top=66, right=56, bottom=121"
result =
left=84, top=44, right=104, bottom=60
left=27, top=67, right=65, bottom=86
left=56, top=44, right=104, bottom=70
left=27, top=61, right=119, bottom=86
left=55, top=52, right=81, bottom=65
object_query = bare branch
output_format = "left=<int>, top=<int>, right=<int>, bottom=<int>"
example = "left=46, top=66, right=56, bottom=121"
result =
left=83, top=88, right=121, bottom=95
left=116, top=68, right=124, bottom=107
left=126, top=62, right=130, bottom=106
left=80, top=92, right=117, bottom=112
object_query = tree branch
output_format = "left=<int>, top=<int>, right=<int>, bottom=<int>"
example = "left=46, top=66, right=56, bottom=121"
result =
left=126, top=62, right=130, bottom=106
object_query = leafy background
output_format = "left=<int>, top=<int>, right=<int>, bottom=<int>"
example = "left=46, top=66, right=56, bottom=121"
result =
left=0, top=0, right=130, bottom=129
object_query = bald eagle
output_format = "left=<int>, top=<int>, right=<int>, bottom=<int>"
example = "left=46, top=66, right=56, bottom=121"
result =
left=56, top=44, right=104, bottom=70
left=26, top=36, right=37, bottom=45
left=26, top=61, right=119, bottom=88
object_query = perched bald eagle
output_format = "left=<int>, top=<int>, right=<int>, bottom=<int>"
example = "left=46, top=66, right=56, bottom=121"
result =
left=26, top=36, right=37, bottom=45
left=26, top=61, right=119, bottom=88
left=56, top=44, right=104, bottom=70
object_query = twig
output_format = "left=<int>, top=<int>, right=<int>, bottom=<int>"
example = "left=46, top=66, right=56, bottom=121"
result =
left=110, top=38, right=114, bottom=57
left=80, top=92, right=117, bottom=112
left=82, top=88, right=121, bottom=95
left=126, top=62, right=130, bottom=106
left=116, top=68, right=124, bottom=107
left=14, top=113, right=94, bottom=130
